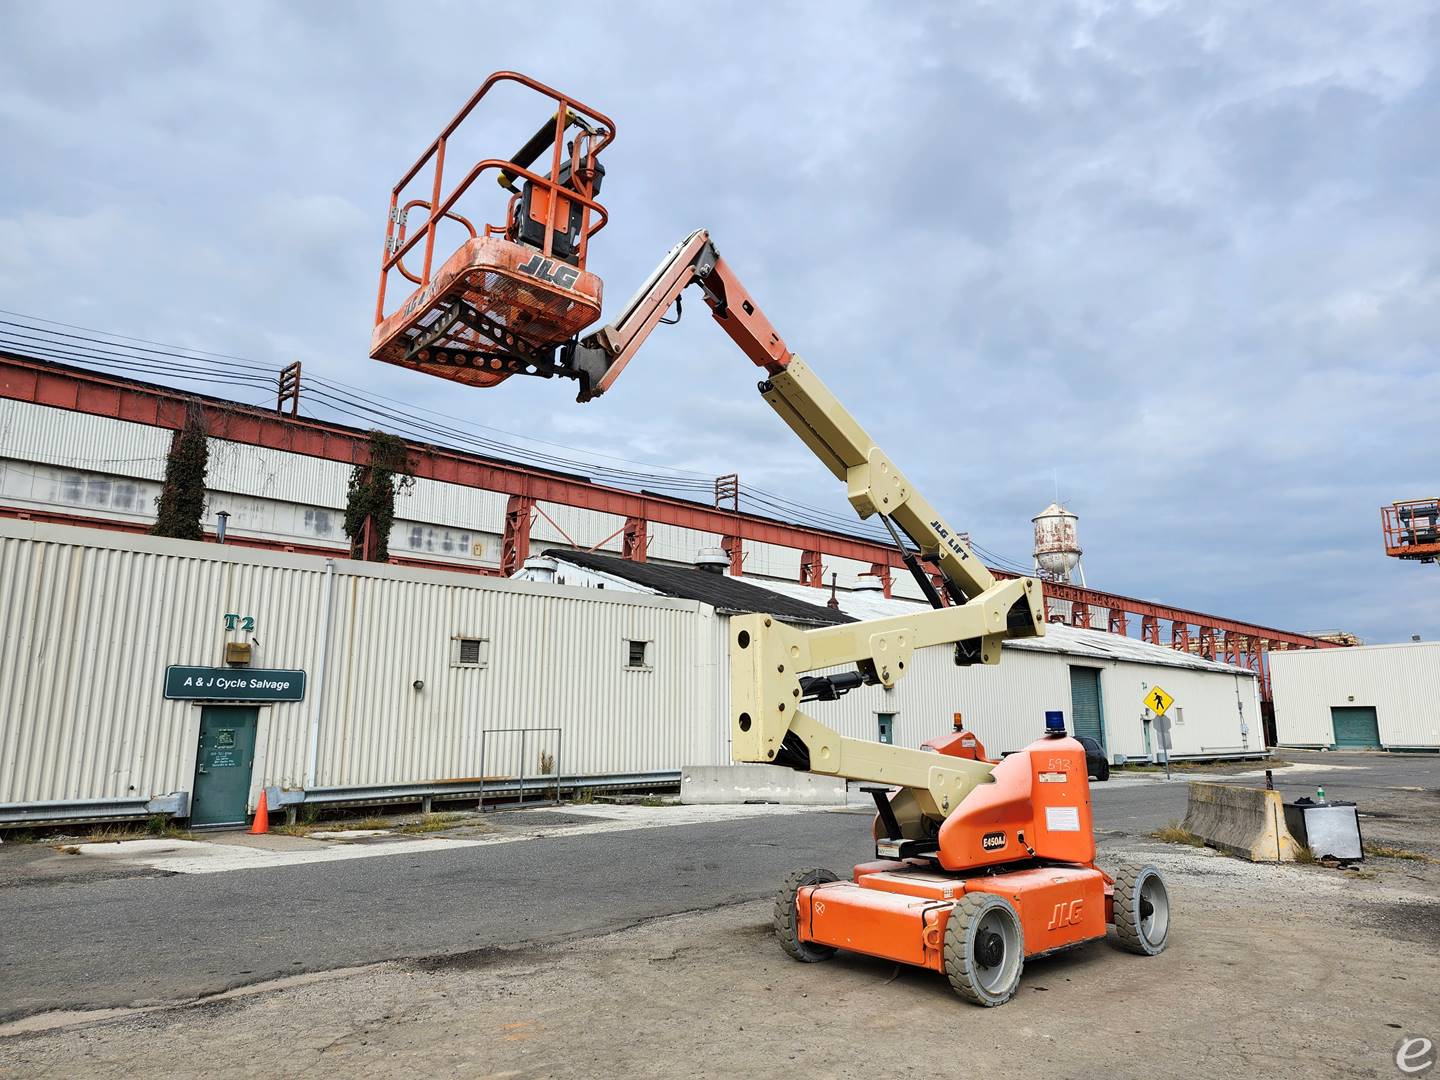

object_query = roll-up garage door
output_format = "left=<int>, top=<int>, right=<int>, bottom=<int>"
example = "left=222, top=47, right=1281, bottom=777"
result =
left=1069, top=666, right=1104, bottom=747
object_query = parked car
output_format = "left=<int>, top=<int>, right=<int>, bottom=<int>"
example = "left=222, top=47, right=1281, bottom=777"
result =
left=1075, top=736, right=1110, bottom=782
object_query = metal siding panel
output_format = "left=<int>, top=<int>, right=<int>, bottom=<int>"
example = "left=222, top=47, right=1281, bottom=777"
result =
left=205, top=439, right=512, bottom=533
left=742, top=541, right=802, bottom=581
left=530, top=502, right=627, bottom=551
left=1094, top=662, right=1262, bottom=760
left=646, top=523, right=723, bottom=564
left=826, top=555, right=880, bottom=590
left=0, top=399, right=172, bottom=481
left=205, top=439, right=351, bottom=509
left=1270, top=643, right=1440, bottom=748
left=391, top=518, right=496, bottom=567
left=0, top=460, right=160, bottom=524
left=316, top=564, right=716, bottom=786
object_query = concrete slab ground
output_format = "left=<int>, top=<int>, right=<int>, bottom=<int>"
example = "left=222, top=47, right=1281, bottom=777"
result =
left=42, top=803, right=840, bottom=876
left=1, top=750, right=1434, bottom=1077
left=1, top=837, right=1435, bottom=1079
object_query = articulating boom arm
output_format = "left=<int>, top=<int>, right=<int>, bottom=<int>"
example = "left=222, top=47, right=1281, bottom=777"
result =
left=555, top=229, right=1046, bottom=829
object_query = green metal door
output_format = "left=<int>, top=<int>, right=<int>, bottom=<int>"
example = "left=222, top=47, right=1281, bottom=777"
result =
left=1330, top=706, right=1380, bottom=749
left=191, top=706, right=259, bottom=827
left=1069, top=667, right=1104, bottom=747
left=877, top=713, right=894, bottom=745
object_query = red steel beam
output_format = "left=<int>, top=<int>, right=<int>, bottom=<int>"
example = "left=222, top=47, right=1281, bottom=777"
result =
left=0, top=352, right=899, bottom=566
left=0, top=351, right=1335, bottom=651
left=991, top=570, right=1332, bottom=651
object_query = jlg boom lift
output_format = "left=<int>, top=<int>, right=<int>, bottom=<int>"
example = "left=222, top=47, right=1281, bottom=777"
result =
left=370, top=72, right=1172, bottom=1006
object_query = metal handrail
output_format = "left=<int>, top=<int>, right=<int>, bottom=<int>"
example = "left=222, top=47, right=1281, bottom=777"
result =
left=375, top=71, right=616, bottom=325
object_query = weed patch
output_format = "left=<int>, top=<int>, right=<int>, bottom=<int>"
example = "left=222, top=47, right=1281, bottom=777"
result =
left=398, top=813, right=471, bottom=834
left=1148, top=823, right=1207, bottom=847
left=1364, top=843, right=1436, bottom=863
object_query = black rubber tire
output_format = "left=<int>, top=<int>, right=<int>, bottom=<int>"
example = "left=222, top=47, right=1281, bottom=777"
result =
left=1095, top=761, right=1110, bottom=782
left=943, top=893, right=1025, bottom=1006
left=774, top=868, right=839, bottom=962
left=1112, top=862, right=1170, bottom=955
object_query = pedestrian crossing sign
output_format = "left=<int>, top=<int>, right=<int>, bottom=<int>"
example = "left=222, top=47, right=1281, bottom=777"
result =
left=1145, top=685, right=1174, bottom=717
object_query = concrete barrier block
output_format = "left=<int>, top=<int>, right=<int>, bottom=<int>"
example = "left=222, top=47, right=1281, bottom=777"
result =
left=681, top=765, right=847, bottom=805
left=1182, top=781, right=1303, bottom=862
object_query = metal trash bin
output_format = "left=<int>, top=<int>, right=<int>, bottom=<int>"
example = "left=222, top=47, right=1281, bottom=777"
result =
left=1283, top=798, right=1363, bottom=861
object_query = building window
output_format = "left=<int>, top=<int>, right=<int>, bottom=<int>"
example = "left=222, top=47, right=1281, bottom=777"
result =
left=304, top=508, right=334, bottom=536
left=452, top=637, right=490, bottom=668
left=627, top=640, right=651, bottom=669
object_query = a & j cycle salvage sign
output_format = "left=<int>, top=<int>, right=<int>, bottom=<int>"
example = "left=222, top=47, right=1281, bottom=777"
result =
left=164, top=666, right=307, bottom=702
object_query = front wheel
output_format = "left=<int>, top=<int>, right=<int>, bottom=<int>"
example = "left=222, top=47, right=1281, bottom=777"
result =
left=1111, top=863, right=1170, bottom=955
left=944, top=893, right=1025, bottom=1006
left=774, top=868, right=838, bottom=962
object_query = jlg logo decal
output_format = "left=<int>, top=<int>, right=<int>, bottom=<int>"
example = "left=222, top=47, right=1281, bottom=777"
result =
left=1047, top=899, right=1085, bottom=930
left=927, top=519, right=970, bottom=561
left=517, top=254, right=580, bottom=289
left=981, top=831, right=1006, bottom=851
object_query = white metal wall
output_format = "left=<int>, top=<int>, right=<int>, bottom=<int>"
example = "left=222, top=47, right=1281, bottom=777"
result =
left=1270, top=642, right=1440, bottom=748
left=0, top=398, right=171, bottom=480
left=0, top=516, right=1267, bottom=817
left=0, top=519, right=717, bottom=810
left=0, top=524, right=328, bottom=805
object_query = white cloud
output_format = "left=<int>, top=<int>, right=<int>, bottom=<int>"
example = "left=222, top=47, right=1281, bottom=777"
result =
left=0, top=0, right=1435, bottom=642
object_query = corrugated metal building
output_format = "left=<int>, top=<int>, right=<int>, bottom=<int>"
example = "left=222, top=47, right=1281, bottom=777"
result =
left=0, top=519, right=725, bottom=825
left=0, top=519, right=1264, bottom=827
left=1270, top=642, right=1440, bottom=750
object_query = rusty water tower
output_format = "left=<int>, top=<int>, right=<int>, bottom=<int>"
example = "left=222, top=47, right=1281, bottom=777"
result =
left=1032, top=502, right=1085, bottom=586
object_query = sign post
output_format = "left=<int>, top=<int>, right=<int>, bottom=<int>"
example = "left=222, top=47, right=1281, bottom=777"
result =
left=1144, top=685, right=1176, bottom=780
left=1155, top=714, right=1173, bottom=780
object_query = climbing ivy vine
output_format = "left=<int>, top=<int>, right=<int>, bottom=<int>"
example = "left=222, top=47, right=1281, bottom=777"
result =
left=150, top=404, right=209, bottom=541
left=344, top=430, right=414, bottom=561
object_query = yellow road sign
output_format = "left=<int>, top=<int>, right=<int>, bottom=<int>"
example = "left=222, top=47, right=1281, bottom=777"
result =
left=1145, top=685, right=1174, bottom=717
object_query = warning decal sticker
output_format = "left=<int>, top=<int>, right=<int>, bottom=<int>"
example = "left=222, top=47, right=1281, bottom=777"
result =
left=1045, top=805, right=1081, bottom=832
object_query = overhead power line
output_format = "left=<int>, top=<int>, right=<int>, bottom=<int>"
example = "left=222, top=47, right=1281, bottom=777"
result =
left=0, top=310, right=1038, bottom=569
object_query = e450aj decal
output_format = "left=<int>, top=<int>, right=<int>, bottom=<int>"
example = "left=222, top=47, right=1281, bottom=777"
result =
left=517, top=253, right=579, bottom=289
left=981, top=831, right=1007, bottom=851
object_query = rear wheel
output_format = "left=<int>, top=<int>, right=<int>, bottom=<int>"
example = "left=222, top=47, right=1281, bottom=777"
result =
left=774, top=868, right=838, bottom=962
left=943, top=893, right=1025, bottom=1006
left=1112, top=863, right=1170, bottom=955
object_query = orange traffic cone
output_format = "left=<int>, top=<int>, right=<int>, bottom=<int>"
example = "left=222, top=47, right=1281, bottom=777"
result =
left=249, top=789, right=270, bottom=834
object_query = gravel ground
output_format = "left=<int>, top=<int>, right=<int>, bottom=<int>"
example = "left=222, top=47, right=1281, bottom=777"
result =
left=3, top=836, right=1435, bottom=1080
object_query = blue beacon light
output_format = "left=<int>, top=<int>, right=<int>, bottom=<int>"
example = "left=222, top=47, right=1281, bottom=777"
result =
left=1044, top=710, right=1066, bottom=736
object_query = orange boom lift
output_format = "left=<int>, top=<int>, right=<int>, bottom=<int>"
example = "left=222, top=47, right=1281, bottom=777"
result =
left=370, top=73, right=1172, bottom=1006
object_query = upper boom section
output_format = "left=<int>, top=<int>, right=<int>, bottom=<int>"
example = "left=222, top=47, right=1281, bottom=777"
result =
left=558, top=228, right=1026, bottom=617
left=562, top=229, right=791, bottom=399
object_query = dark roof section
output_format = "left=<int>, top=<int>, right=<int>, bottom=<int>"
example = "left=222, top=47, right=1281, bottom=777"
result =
left=543, top=548, right=853, bottom=627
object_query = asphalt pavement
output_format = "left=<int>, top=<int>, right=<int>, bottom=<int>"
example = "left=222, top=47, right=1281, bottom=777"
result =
left=0, top=750, right=1429, bottom=1022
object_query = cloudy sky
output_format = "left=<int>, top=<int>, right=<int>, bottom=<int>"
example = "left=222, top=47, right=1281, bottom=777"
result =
left=2, top=2, right=1436, bottom=643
